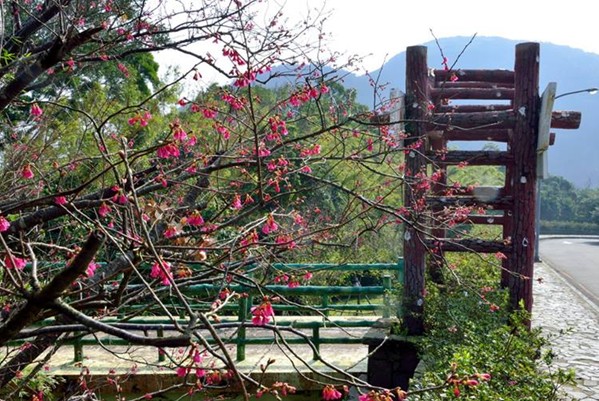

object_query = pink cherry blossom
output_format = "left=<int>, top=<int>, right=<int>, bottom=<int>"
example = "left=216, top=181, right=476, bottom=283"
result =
left=164, top=225, right=179, bottom=238
left=156, top=143, right=180, bottom=159
left=4, top=255, right=27, bottom=270
left=150, top=261, right=173, bottom=286
left=86, top=261, right=100, bottom=277
left=98, top=202, right=111, bottom=217
left=261, top=215, right=278, bottom=235
left=231, top=194, right=242, bottom=210
left=30, top=103, right=43, bottom=118
left=173, top=126, right=187, bottom=141
left=55, top=196, right=68, bottom=205
left=0, top=216, right=10, bottom=232
left=251, top=300, right=274, bottom=325
left=187, top=212, right=204, bottom=226
left=202, top=108, right=217, bottom=119
left=21, top=164, right=34, bottom=179
left=322, top=385, right=342, bottom=401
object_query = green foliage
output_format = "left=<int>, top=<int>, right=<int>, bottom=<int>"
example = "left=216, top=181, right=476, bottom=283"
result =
left=8, top=366, right=64, bottom=401
left=540, top=220, right=599, bottom=235
left=540, top=175, right=599, bottom=225
left=407, top=253, right=576, bottom=400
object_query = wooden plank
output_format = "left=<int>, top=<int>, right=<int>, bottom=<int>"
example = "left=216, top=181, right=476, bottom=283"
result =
left=435, top=81, right=514, bottom=89
left=426, top=195, right=513, bottom=209
left=432, top=110, right=515, bottom=129
left=428, top=128, right=510, bottom=142
left=466, top=214, right=506, bottom=225
left=427, top=150, right=512, bottom=166
left=425, top=239, right=511, bottom=253
left=550, top=110, right=581, bottom=129
left=434, top=69, right=514, bottom=84
left=436, top=104, right=512, bottom=113
left=431, top=87, right=514, bottom=100
left=538, top=82, right=557, bottom=152
left=390, top=88, right=405, bottom=145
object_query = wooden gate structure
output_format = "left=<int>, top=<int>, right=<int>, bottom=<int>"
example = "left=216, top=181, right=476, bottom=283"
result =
left=398, top=43, right=581, bottom=334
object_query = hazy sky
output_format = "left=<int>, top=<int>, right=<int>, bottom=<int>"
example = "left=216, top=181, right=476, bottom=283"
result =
left=285, top=0, right=598, bottom=71
left=158, top=0, right=598, bottom=85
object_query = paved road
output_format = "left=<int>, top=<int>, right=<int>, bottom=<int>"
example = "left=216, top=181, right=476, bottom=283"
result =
left=539, top=237, right=599, bottom=308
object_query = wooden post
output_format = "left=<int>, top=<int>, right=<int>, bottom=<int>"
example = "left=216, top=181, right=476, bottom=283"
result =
left=403, top=46, right=429, bottom=335
left=507, top=43, right=540, bottom=320
left=428, top=131, right=447, bottom=284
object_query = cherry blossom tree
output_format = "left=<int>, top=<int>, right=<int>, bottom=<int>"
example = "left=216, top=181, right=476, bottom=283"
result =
left=0, top=1, right=499, bottom=400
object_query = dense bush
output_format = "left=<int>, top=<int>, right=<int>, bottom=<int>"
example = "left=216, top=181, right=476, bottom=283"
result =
left=406, top=253, right=576, bottom=400
left=540, top=220, right=599, bottom=235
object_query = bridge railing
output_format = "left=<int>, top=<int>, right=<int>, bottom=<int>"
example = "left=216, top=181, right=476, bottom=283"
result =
left=16, top=260, right=404, bottom=362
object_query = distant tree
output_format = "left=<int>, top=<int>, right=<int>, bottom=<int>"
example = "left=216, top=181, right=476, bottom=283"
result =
left=540, top=175, right=577, bottom=221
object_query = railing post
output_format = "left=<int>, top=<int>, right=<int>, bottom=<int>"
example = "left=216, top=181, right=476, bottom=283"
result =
left=321, top=295, right=330, bottom=317
left=237, top=296, right=248, bottom=361
left=396, top=258, right=405, bottom=284
left=312, top=327, right=320, bottom=360
left=73, top=335, right=83, bottom=363
left=382, top=275, right=391, bottom=319
left=157, top=327, right=165, bottom=362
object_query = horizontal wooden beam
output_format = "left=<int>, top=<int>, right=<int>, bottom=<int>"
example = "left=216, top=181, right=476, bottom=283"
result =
left=435, top=81, right=514, bottom=89
left=431, top=87, right=514, bottom=100
left=427, top=150, right=512, bottom=166
left=434, top=69, right=515, bottom=84
left=466, top=214, right=505, bottom=225
left=425, top=238, right=511, bottom=253
left=435, top=104, right=512, bottom=113
left=426, top=195, right=513, bottom=209
left=427, top=128, right=510, bottom=142
left=432, top=110, right=515, bottom=129
left=551, top=111, right=581, bottom=129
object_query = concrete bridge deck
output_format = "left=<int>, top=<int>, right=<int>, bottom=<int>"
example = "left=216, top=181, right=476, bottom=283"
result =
left=16, top=317, right=376, bottom=396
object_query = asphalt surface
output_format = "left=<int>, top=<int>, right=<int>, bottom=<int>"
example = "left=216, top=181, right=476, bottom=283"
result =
left=539, top=236, right=599, bottom=309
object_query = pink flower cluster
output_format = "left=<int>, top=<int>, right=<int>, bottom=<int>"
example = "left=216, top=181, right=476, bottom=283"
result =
left=221, top=92, right=246, bottom=110
left=21, top=164, right=34, bottom=179
left=30, top=103, right=43, bottom=118
left=150, top=260, right=173, bottom=286
left=3, top=254, right=27, bottom=270
left=322, top=385, right=343, bottom=401
left=251, top=300, right=274, bottom=325
left=0, top=216, right=10, bottom=232
left=175, top=348, right=205, bottom=379
left=86, top=261, right=100, bottom=278
left=261, top=215, right=278, bottom=235
left=274, top=271, right=311, bottom=288
left=186, top=212, right=204, bottom=227
left=289, top=84, right=329, bottom=107
left=128, top=111, right=152, bottom=127
left=266, top=116, right=288, bottom=141
left=299, top=144, right=321, bottom=157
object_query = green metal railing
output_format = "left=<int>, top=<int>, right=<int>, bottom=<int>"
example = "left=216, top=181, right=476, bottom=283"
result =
left=17, top=260, right=405, bottom=362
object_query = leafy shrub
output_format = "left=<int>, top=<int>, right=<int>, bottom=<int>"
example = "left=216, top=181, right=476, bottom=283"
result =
left=406, top=253, right=576, bottom=400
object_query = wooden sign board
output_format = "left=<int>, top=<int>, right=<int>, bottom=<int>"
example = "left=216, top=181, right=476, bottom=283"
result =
left=537, top=82, right=556, bottom=179
left=390, top=88, right=405, bottom=147
left=538, top=82, right=557, bottom=152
